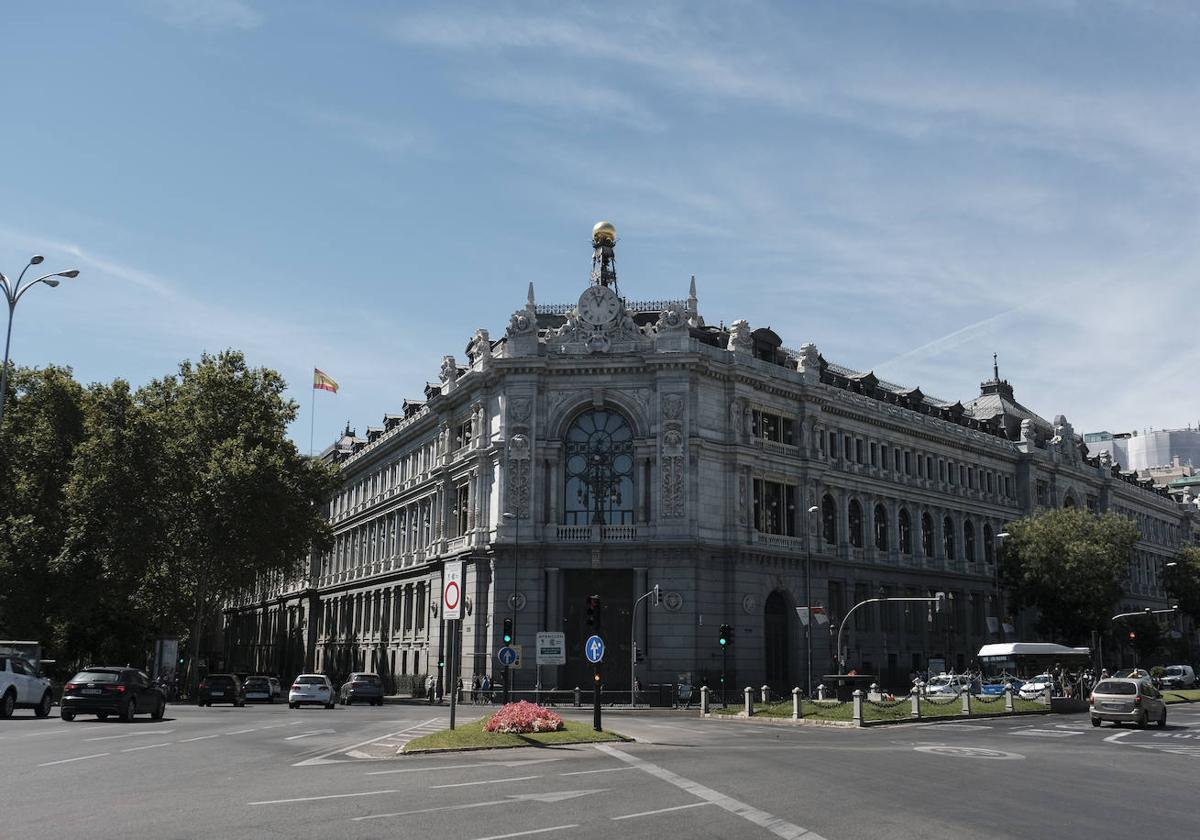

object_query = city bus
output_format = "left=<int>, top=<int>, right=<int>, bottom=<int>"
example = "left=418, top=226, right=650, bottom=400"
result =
left=977, top=642, right=1091, bottom=695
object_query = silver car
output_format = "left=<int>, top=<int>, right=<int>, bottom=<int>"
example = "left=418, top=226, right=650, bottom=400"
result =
left=1090, top=678, right=1167, bottom=728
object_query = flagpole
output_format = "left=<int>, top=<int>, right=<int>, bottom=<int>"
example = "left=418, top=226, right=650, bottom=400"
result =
left=309, top=367, right=316, bottom=457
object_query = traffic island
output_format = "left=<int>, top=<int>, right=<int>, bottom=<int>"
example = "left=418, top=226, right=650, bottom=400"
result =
left=401, top=717, right=630, bottom=754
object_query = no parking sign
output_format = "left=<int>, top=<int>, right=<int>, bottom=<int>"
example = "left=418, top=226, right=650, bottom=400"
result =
left=442, top=563, right=464, bottom=620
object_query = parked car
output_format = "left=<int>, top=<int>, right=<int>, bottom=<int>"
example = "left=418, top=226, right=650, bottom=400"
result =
left=1090, top=678, right=1167, bottom=728
left=339, top=672, right=385, bottom=706
left=60, top=667, right=166, bottom=722
left=1018, top=674, right=1057, bottom=700
left=0, top=654, right=54, bottom=718
left=289, top=674, right=335, bottom=709
left=243, top=676, right=275, bottom=703
left=1112, top=668, right=1150, bottom=679
left=267, top=676, right=282, bottom=700
left=980, top=677, right=1024, bottom=696
left=924, top=674, right=977, bottom=696
left=1159, top=665, right=1197, bottom=690
left=197, top=674, right=245, bottom=707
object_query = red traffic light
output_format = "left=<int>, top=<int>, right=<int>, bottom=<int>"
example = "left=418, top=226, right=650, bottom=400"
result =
left=1128, top=631, right=1136, bottom=640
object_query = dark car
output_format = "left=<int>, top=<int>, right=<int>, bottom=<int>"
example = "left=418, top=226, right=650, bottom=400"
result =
left=60, top=668, right=166, bottom=722
left=243, top=676, right=275, bottom=703
left=197, top=673, right=245, bottom=707
left=339, top=672, right=385, bottom=706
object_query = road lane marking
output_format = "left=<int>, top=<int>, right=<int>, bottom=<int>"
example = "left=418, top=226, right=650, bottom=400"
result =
left=38, top=753, right=110, bottom=766
left=353, top=799, right=503, bottom=821
left=86, top=730, right=176, bottom=742
left=249, top=789, right=397, bottom=806
left=612, top=802, right=713, bottom=820
left=179, top=734, right=221, bottom=743
left=559, top=767, right=634, bottom=776
left=285, top=730, right=335, bottom=740
left=226, top=728, right=258, bottom=735
left=366, top=758, right=562, bottom=776
left=293, top=717, right=442, bottom=766
left=121, top=743, right=172, bottom=752
left=595, top=744, right=828, bottom=840
left=471, top=826, right=578, bottom=840
left=1104, top=731, right=1134, bottom=743
left=431, top=774, right=541, bottom=789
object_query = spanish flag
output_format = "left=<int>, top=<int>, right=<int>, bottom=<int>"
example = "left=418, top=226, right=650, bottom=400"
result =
left=313, top=368, right=339, bottom=393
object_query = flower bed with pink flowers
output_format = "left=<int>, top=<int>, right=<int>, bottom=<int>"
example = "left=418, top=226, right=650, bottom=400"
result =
left=484, top=701, right=565, bottom=734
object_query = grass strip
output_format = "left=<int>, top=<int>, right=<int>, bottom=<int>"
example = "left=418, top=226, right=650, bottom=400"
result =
left=402, top=717, right=629, bottom=753
left=1162, top=689, right=1200, bottom=704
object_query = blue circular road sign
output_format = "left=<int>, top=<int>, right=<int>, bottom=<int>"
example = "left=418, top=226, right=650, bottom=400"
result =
left=585, top=635, right=605, bottom=664
left=497, top=645, right=519, bottom=666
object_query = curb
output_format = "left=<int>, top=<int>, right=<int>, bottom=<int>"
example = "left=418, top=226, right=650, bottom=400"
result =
left=401, top=734, right=634, bottom=756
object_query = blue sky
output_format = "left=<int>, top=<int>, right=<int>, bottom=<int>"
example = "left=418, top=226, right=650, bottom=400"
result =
left=2, top=0, right=1197, bottom=450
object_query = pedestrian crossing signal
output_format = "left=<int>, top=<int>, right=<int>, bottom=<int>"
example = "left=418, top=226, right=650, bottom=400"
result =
left=587, top=595, right=601, bottom=627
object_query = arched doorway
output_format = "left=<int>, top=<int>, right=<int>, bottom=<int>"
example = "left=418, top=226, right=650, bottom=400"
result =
left=764, top=591, right=791, bottom=691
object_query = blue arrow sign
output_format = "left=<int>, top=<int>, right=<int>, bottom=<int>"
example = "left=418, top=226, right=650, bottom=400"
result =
left=585, top=635, right=605, bottom=664
left=497, top=646, right=519, bottom=667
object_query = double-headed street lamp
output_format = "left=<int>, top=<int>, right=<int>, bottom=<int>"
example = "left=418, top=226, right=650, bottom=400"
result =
left=0, top=256, right=81, bottom=431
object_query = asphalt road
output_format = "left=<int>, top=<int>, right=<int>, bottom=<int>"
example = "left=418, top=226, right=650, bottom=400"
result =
left=3, top=699, right=1198, bottom=839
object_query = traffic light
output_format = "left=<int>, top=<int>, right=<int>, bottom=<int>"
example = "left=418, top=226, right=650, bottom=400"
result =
left=935, top=591, right=947, bottom=613
left=634, top=643, right=644, bottom=664
left=1128, top=631, right=1136, bottom=640
left=719, top=624, right=732, bottom=647
left=502, top=618, right=513, bottom=645
left=652, top=584, right=661, bottom=606
left=586, top=595, right=601, bottom=627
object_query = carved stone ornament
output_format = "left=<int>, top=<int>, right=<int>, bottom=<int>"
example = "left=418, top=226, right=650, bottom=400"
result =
left=737, top=470, right=748, bottom=524
left=507, top=592, right=527, bottom=612
left=509, top=396, right=532, bottom=425
left=440, top=355, right=458, bottom=385
left=506, top=433, right=531, bottom=519
left=663, top=393, right=684, bottom=421
left=742, top=593, right=759, bottom=614
left=727, top=319, right=753, bottom=354
left=1020, top=418, right=1036, bottom=444
left=797, top=342, right=820, bottom=372
left=662, top=591, right=684, bottom=612
left=469, top=328, right=492, bottom=363
left=507, top=309, right=536, bottom=337
left=1098, top=450, right=1113, bottom=467
left=552, top=287, right=646, bottom=354
left=656, top=303, right=688, bottom=333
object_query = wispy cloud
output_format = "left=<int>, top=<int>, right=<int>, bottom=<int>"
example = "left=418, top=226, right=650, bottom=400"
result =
left=465, top=72, right=666, bottom=132
left=299, top=108, right=426, bottom=156
left=140, top=0, right=263, bottom=31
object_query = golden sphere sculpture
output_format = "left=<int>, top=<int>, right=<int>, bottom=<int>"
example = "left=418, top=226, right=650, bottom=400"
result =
left=592, top=220, right=617, bottom=246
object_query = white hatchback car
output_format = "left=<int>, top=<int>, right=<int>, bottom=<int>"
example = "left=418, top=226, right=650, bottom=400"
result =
left=289, top=674, right=335, bottom=709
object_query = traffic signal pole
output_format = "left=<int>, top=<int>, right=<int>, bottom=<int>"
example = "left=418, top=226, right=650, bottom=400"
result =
left=836, top=596, right=941, bottom=675
left=630, top=585, right=660, bottom=707
left=593, top=664, right=602, bottom=731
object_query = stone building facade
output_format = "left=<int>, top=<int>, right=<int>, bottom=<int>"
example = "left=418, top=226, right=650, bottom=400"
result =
left=223, top=225, right=1198, bottom=694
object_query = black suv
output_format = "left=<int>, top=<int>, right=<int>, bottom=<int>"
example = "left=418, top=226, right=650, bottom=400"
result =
left=198, top=674, right=245, bottom=707
left=61, top=668, right=167, bottom=722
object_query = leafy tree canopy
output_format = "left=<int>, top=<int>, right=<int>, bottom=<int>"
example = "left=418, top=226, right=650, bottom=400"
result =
left=1165, top=545, right=1200, bottom=622
left=999, top=507, right=1138, bottom=644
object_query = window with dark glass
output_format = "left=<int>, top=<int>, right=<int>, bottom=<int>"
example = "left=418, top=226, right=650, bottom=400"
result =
left=822, top=494, right=837, bottom=544
left=963, top=520, right=976, bottom=563
left=751, top=410, right=794, bottom=445
left=870, top=442, right=878, bottom=467
left=943, top=517, right=956, bottom=560
left=922, top=513, right=934, bottom=557
left=899, top=509, right=912, bottom=554
left=983, top=524, right=994, bottom=564
left=454, top=483, right=469, bottom=536
left=753, top=479, right=796, bottom=536
left=849, top=499, right=864, bottom=548
left=564, top=409, right=635, bottom=526
left=874, top=504, right=888, bottom=550
left=829, top=432, right=838, bottom=458
left=855, top=438, right=864, bottom=464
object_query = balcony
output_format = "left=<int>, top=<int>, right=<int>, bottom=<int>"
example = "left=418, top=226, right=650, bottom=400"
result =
left=751, top=532, right=806, bottom=552
left=554, top=524, right=639, bottom=542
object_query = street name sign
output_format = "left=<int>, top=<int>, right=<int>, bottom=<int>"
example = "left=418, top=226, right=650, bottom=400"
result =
left=535, top=632, right=566, bottom=666
left=442, top=562, right=464, bottom=620
left=585, top=635, right=605, bottom=664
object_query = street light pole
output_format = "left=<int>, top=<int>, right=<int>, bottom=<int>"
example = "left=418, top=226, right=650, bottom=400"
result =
left=995, top=532, right=1010, bottom=641
left=502, top=508, right=519, bottom=705
left=805, top=505, right=819, bottom=697
left=0, top=257, right=81, bottom=432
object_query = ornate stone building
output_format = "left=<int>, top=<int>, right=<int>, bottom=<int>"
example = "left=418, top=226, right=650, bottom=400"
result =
left=223, top=222, right=1198, bottom=694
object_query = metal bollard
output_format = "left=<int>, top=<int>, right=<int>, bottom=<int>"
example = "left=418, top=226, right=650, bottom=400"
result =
left=792, top=687, right=802, bottom=720
left=700, top=685, right=710, bottom=715
left=574, top=686, right=581, bottom=707
left=852, top=689, right=863, bottom=725
left=744, top=686, right=754, bottom=717
left=911, top=690, right=921, bottom=719
left=1004, top=685, right=1014, bottom=713
left=961, top=690, right=971, bottom=716
left=761, top=684, right=770, bottom=704
left=817, top=683, right=826, bottom=701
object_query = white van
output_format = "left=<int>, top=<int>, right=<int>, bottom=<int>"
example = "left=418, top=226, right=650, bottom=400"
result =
left=1160, top=665, right=1197, bottom=690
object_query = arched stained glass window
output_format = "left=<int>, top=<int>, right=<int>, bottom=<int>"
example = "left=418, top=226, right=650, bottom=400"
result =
left=563, top=409, right=635, bottom=525
left=899, top=509, right=912, bottom=555
left=874, top=504, right=888, bottom=551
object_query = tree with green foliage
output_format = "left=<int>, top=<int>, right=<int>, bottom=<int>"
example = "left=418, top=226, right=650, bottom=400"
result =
left=0, top=365, right=86, bottom=647
left=134, top=351, right=339, bottom=687
left=999, top=507, right=1139, bottom=644
left=1164, top=546, right=1200, bottom=623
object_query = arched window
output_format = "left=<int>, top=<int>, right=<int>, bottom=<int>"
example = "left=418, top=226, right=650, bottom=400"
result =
left=943, top=516, right=956, bottom=560
left=963, top=519, right=976, bottom=563
left=874, top=504, right=888, bottom=551
left=921, top=512, right=934, bottom=557
left=563, top=408, right=635, bottom=525
left=1063, top=494, right=1076, bottom=508
left=849, top=499, right=864, bottom=548
left=899, top=509, right=912, bottom=555
left=983, top=524, right=995, bottom=564
left=822, top=494, right=837, bottom=545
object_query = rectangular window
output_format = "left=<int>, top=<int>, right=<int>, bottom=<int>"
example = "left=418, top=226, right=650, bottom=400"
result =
left=829, top=432, right=838, bottom=458
left=844, top=435, right=853, bottom=460
left=1004, top=475, right=1012, bottom=497
left=1036, top=480, right=1049, bottom=506
left=968, top=468, right=974, bottom=489
left=948, top=462, right=956, bottom=485
left=855, top=438, right=864, bottom=464
left=456, top=418, right=473, bottom=450
left=926, top=456, right=933, bottom=478
left=455, top=483, right=469, bottom=536
left=904, top=451, right=911, bottom=475
left=753, top=479, right=796, bottom=535
left=870, top=442, right=878, bottom=467
left=939, top=460, right=947, bottom=482
left=917, top=453, right=924, bottom=478
left=881, top=444, right=889, bottom=470
left=987, top=472, right=993, bottom=493
left=894, top=450, right=901, bottom=471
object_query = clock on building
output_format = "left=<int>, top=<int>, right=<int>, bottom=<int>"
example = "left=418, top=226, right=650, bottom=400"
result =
left=577, top=285, right=621, bottom=328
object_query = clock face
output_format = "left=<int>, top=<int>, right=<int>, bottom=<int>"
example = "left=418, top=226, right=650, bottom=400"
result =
left=578, top=285, right=621, bottom=326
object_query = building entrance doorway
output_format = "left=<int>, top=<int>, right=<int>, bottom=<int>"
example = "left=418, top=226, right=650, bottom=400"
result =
left=764, top=591, right=791, bottom=692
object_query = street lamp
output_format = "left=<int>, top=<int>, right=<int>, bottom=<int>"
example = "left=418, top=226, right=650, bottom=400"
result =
left=805, top=504, right=819, bottom=697
left=995, top=531, right=1010, bottom=640
left=0, top=256, right=81, bottom=431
